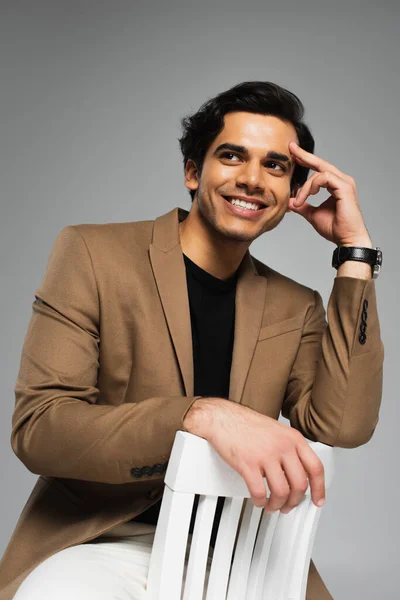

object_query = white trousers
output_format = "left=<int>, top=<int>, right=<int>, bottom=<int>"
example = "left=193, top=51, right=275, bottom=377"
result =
left=13, top=533, right=212, bottom=600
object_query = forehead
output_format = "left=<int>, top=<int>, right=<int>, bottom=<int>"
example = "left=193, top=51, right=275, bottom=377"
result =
left=209, top=111, right=298, bottom=153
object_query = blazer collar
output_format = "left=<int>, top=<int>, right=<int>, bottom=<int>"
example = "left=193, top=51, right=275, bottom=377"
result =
left=149, top=207, right=267, bottom=403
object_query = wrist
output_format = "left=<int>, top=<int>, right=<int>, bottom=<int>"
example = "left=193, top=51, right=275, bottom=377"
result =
left=183, top=397, right=221, bottom=439
left=339, top=238, right=373, bottom=249
left=336, top=261, right=372, bottom=280
left=333, top=239, right=377, bottom=280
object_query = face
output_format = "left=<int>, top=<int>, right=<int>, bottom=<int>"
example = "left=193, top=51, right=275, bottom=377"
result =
left=184, top=112, right=300, bottom=243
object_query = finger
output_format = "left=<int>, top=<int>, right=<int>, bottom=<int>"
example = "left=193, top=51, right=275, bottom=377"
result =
left=294, top=171, right=347, bottom=207
left=289, top=141, right=344, bottom=178
left=263, top=461, right=290, bottom=513
left=288, top=200, right=316, bottom=223
left=241, top=465, right=268, bottom=508
left=288, top=173, right=319, bottom=220
left=296, top=442, right=325, bottom=508
left=288, top=171, right=319, bottom=208
left=279, top=452, right=309, bottom=514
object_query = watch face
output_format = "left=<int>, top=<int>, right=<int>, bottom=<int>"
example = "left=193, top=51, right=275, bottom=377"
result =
left=376, top=248, right=383, bottom=266
left=373, top=247, right=382, bottom=279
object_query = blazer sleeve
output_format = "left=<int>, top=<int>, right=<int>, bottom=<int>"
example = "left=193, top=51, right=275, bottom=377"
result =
left=281, top=276, right=384, bottom=448
left=12, top=226, right=200, bottom=484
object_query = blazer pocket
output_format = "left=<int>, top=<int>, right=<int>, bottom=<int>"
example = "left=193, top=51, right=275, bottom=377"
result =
left=258, top=315, right=304, bottom=341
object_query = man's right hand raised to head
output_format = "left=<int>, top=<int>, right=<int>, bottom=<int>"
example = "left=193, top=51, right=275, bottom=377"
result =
left=183, top=397, right=325, bottom=514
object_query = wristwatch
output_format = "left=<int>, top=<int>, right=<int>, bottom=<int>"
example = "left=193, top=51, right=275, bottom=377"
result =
left=332, top=246, right=383, bottom=279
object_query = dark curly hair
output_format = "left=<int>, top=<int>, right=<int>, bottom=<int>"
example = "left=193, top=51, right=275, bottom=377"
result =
left=178, top=81, right=315, bottom=202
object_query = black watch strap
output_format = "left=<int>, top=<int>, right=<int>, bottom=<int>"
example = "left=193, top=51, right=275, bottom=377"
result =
left=332, top=246, right=382, bottom=279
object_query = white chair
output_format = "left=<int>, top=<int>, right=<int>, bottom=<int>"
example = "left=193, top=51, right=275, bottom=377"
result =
left=145, top=431, right=335, bottom=600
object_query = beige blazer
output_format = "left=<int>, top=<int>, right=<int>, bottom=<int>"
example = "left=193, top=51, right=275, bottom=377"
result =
left=0, top=207, right=384, bottom=599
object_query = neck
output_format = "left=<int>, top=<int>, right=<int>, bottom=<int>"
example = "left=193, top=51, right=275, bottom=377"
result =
left=178, top=201, right=250, bottom=280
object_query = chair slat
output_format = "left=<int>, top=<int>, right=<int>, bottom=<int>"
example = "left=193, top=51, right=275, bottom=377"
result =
left=182, top=495, right=218, bottom=600
left=245, top=510, right=280, bottom=600
left=262, top=497, right=312, bottom=599
left=287, top=501, right=322, bottom=600
left=145, top=485, right=194, bottom=600
left=205, top=497, right=243, bottom=600
left=226, top=499, right=262, bottom=600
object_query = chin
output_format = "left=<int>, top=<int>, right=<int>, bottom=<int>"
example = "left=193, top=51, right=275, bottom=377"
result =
left=218, top=227, right=259, bottom=243
left=210, top=218, right=265, bottom=243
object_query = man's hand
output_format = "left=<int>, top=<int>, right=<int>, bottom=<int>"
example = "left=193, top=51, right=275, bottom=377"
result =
left=183, top=397, right=325, bottom=514
left=287, top=141, right=372, bottom=249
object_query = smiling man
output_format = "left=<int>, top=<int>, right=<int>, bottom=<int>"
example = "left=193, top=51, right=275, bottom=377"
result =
left=1, top=81, right=384, bottom=600
left=179, top=112, right=300, bottom=277
left=182, top=113, right=297, bottom=250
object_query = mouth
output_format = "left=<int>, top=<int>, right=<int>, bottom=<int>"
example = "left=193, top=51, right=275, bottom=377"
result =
left=222, top=195, right=268, bottom=218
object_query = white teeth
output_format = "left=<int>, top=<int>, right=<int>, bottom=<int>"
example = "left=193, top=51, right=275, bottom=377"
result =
left=229, top=198, right=261, bottom=211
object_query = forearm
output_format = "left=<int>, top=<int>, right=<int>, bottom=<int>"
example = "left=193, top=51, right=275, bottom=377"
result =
left=182, top=396, right=234, bottom=440
left=12, top=389, right=201, bottom=484
left=336, top=261, right=372, bottom=280
left=283, top=277, right=384, bottom=447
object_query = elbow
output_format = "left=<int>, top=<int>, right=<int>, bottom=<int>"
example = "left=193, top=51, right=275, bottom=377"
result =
left=289, top=404, right=380, bottom=449
left=333, top=422, right=378, bottom=449
left=10, top=424, right=43, bottom=476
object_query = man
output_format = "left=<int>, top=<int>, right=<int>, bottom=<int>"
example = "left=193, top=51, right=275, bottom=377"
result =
left=0, top=81, right=383, bottom=599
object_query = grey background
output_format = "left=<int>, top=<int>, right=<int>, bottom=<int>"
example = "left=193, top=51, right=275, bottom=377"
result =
left=1, top=1, right=398, bottom=598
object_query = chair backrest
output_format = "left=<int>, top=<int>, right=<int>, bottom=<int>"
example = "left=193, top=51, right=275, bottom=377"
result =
left=145, top=431, right=335, bottom=600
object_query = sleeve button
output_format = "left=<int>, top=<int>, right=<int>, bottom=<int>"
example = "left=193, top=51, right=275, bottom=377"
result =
left=131, top=467, right=143, bottom=478
left=359, top=333, right=367, bottom=344
left=153, top=464, right=165, bottom=474
left=362, top=310, right=368, bottom=322
left=363, top=299, right=369, bottom=310
left=142, top=466, right=153, bottom=477
left=360, top=322, right=367, bottom=334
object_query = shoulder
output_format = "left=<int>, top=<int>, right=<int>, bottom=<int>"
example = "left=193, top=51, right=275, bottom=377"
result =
left=53, top=219, right=155, bottom=256
left=70, top=219, right=154, bottom=243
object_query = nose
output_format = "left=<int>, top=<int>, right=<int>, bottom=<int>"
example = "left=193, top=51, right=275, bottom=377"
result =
left=236, top=159, right=264, bottom=193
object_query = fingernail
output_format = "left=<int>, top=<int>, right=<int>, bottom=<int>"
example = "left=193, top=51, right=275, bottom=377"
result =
left=317, top=499, right=325, bottom=507
left=291, top=141, right=298, bottom=146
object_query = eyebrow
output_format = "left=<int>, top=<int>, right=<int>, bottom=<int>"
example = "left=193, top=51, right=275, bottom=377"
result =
left=214, top=143, right=293, bottom=167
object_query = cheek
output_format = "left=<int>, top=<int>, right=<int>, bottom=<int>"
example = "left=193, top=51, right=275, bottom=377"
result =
left=259, top=175, right=291, bottom=198
left=275, top=180, right=292, bottom=200
left=205, top=165, right=233, bottom=185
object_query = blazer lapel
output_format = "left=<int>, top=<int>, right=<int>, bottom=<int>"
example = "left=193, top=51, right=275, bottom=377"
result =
left=149, top=207, right=268, bottom=404
left=149, top=208, right=194, bottom=397
left=229, top=252, right=268, bottom=404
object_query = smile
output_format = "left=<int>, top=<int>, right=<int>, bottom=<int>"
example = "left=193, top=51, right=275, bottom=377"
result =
left=225, top=197, right=262, bottom=211
left=222, top=196, right=268, bottom=219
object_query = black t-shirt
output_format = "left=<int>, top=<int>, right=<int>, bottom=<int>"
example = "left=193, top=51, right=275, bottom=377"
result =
left=130, top=253, right=237, bottom=545
left=184, top=253, right=237, bottom=399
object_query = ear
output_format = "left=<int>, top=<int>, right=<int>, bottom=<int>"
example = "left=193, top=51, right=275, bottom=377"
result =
left=184, top=159, right=200, bottom=193
left=291, top=183, right=301, bottom=198
left=286, top=183, right=301, bottom=213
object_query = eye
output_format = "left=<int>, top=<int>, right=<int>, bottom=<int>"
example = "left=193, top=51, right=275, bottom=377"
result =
left=266, top=161, right=286, bottom=172
left=220, top=152, right=241, bottom=161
